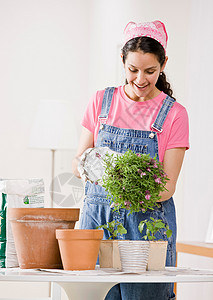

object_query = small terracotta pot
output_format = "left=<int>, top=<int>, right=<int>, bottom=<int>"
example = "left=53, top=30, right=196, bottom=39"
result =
left=8, top=208, right=80, bottom=269
left=56, top=229, right=104, bottom=270
left=99, top=240, right=121, bottom=270
left=147, top=241, right=168, bottom=271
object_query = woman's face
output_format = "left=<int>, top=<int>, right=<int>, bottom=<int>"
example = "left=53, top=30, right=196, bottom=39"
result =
left=123, top=50, right=167, bottom=102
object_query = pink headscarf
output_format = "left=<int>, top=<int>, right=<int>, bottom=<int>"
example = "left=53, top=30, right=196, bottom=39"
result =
left=123, top=21, right=168, bottom=53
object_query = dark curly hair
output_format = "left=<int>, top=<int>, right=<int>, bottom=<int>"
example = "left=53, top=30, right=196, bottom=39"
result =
left=121, top=37, right=175, bottom=100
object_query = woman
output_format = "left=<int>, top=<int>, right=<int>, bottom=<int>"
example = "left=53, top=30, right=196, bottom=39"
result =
left=72, top=21, right=189, bottom=300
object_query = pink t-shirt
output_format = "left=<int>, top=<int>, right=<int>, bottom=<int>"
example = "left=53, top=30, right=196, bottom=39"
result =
left=81, top=86, right=189, bottom=162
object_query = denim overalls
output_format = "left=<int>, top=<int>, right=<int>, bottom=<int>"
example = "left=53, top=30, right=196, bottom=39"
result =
left=80, top=87, right=177, bottom=300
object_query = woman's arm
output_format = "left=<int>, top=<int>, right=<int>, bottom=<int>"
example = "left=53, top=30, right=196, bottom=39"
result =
left=71, top=127, right=94, bottom=178
left=158, top=147, right=186, bottom=202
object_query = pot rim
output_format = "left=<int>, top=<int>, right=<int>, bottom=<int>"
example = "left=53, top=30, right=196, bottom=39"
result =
left=56, top=229, right=104, bottom=240
left=100, top=239, right=119, bottom=243
left=149, top=240, right=168, bottom=244
left=8, top=208, right=80, bottom=221
left=118, top=240, right=150, bottom=243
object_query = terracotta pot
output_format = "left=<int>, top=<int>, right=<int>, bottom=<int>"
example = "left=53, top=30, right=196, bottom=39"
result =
left=147, top=241, right=168, bottom=271
left=118, top=240, right=150, bottom=272
left=99, top=240, right=121, bottom=270
left=56, top=229, right=104, bottom=270
left=8, top=208, right=80, bottom=269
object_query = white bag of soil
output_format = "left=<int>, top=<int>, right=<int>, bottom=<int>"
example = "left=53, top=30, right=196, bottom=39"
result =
left=0, top=179, right=44, bottom=268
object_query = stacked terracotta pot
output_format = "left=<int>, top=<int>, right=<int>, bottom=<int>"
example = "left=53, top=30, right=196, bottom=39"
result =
left=8, top=208, right=103, bottom=270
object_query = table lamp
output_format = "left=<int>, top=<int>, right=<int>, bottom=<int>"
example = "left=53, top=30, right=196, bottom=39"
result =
left=29, top=99, right=79, bottom=207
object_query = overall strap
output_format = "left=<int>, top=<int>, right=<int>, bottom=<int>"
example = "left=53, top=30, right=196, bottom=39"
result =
left=98, top=87, right=115, bottom=123
left=151, top=95, right=176, bottom=132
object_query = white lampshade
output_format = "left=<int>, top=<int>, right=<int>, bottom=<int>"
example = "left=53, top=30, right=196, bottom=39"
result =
left=29, top=99, right=78, bottom=150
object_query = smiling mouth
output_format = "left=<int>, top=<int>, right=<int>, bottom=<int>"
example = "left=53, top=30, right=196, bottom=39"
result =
left=134, top=82, right=148, bottom=89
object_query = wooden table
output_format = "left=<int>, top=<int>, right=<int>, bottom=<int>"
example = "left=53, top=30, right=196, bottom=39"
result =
left=175, top=241, right=213, bottom=296
left=176, top=242, right=213, bottom=258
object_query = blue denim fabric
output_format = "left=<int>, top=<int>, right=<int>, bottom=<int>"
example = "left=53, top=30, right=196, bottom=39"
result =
left=80, top=88, right=177, bottom=299
left=99, top=87, right=115, bottom=119
left=152, top=96, right=175, bottom=132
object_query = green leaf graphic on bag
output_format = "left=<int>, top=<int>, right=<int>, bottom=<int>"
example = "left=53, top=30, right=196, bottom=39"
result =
left=23, top=196, right=29, bottom=204
left=0, top=193, right=7, bottom=268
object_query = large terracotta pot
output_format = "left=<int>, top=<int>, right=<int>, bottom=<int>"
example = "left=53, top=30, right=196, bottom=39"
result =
left=8, top=208, right=80, bottom=269
left=56, top=229, right=104, bottom=270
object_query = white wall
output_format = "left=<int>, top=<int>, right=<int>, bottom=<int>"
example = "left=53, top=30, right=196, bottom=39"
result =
left=0, top=0, right=213, bottom=299
left=0, top=0, right=90, bottom=298
left=177, top=0, right=213, bottom=298
left=0, top=0, right=90, bottom=207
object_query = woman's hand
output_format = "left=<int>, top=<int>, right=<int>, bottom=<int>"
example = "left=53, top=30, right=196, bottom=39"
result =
left=71, top=156, right=81, bottom=178
left=158, top=147, right=186, bottom=202
left=71, top=127, right=94, bottom=178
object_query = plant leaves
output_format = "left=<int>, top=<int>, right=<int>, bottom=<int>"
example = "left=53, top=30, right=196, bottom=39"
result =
left=138, top=222, right=145, bottom=233
left=166, top=229, right=172, bottom=238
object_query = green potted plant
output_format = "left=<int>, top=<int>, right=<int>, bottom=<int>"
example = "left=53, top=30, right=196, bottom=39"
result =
left=99, top=149, right=170, bottom=272
left=138, top=217, right=172, bottom=270
left=96, top=220, right=127, bottom=269
left=101, top=149, right=169, bottom=214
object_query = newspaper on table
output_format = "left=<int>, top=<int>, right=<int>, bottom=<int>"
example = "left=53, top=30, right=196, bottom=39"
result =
left=2, top=266, right=213, bottom=278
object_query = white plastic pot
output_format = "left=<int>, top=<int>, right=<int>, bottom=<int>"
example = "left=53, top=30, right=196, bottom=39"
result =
left=118, top=240, right=150, bottom=272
